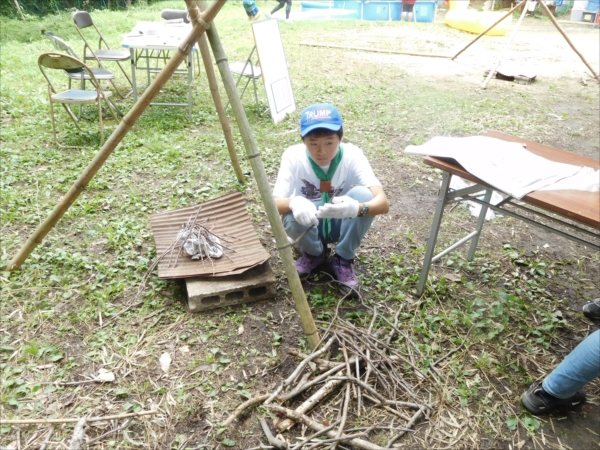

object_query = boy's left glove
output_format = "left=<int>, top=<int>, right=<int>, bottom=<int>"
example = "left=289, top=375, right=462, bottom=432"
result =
left=316, top=196, right=360, bottom=219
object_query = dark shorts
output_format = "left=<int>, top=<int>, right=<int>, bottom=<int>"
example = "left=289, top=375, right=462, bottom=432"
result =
left=278, top=0, right=292, bottom=5
left=245, top=5, right=259, bottom=16
left=402, top=3, right=415, bottom=12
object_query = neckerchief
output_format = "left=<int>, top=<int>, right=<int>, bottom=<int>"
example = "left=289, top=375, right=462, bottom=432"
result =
left=306, top=145, right=344, bottom=239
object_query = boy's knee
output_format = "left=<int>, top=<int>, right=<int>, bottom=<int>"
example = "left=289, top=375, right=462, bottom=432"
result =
left=345, top=186, right=373, bottom=203
left=283, top=212, right=311, bottom=235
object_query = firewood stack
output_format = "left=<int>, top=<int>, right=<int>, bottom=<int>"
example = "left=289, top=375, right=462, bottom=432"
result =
left=225, top=305, right=444, bottom=449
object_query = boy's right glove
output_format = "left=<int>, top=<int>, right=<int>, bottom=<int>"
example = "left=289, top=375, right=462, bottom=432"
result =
left=289, top=195, right=319, bottom=227
left=316, top=196, right=359, bottom=219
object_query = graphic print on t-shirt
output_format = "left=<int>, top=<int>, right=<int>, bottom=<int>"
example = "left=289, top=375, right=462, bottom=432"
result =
left=301, top=179, right=336, bottom=200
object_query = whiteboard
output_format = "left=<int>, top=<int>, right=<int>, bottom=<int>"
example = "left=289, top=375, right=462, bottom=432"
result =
left=251, top=19, right=296, bottom=124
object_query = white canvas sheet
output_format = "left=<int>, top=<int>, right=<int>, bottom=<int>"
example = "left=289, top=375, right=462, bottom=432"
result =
left=405, top=136, right=599, bottom=199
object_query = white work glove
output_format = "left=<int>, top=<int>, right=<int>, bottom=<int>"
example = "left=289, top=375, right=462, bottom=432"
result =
left=289, top=195, right=319, bottom=227
left=316, top=196, right=360, bottom=219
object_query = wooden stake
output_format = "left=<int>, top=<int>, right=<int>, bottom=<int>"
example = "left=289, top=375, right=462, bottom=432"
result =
left=300, top=41, right=452, bottom=59
left=196, top=31, right=246, bottom=184
left=195, top=0, right=320, bottom=350
left=452, top=0, right=525, bottom=61
left=6, top=1, right=226, bottom=271
left=481, top=0, right=528, bottom=89
left=536, top=0, right=599, bottom=79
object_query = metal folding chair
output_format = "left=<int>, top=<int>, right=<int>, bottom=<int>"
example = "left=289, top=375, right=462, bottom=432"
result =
left=159, top=9, right=202, bottom=76
left=38, top=52, right=118, bottom=146
left=227, top=46, right=262, bottom=111
left=42, top=31, right=122, bottom=117
left=72, top=11, right=133, bottom=97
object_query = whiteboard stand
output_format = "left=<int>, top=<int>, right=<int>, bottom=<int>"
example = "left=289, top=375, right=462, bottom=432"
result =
left=251, top=19, right=296, bottom=124
left=227, top=46, right=263, bottom=112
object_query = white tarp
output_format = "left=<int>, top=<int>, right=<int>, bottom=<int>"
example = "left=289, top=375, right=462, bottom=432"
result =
left=404, top=136, right=599, bottom=199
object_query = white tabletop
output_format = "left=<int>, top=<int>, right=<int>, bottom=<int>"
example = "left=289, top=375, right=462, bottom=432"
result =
left=121, top=20, right=198, bottom=51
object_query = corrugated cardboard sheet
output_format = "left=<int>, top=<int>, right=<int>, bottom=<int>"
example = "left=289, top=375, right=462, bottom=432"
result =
left=150, top=192, right=271, bottom=278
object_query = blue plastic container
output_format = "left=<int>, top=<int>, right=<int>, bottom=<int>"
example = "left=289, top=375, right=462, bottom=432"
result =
left=301, top=1, right=334, bottom=10
left=587, top=0, right=600, bottom=11
left=390, top=1, right=402, bottom=20
left=343, top=0, right=364, bottom=19
left=413, top=1, right=437, bottom=22
left=363, top=1, right=391, bottom=20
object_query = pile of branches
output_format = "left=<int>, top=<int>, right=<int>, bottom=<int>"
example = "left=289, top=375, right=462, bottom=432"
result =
left=225, top=306, right=447, bottom=449
left=167, top=207, right=237, bottom=272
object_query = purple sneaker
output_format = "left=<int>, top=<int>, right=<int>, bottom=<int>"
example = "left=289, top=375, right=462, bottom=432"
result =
left=331, top=254, right=359, bottom=297
left=296, top=251, right=325, bottom=279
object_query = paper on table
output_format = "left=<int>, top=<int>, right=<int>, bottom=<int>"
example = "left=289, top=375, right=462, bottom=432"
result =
left=537, top=166, right=599, bottom=193
left=405, top=136, right=589, bottom=199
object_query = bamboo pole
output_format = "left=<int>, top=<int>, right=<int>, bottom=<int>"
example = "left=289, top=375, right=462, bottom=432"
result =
left=6, top=1, right=225, bottom=271
left=13, top=0, right=26, bottom=20
left=194, top=0, right=320, bottom=350
left=300, top=41, right=452, bottom=59
left=197, top=32, right=246, bottom=184
left=536, top=0, right=599, bottom=79
left=481, top=0, right=528, bottom=89
left=451, top=0, right=525, bottom=61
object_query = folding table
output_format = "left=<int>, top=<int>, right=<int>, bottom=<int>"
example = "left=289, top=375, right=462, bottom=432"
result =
left=417, top=131, right=600, bottom=296
left=121, top=21, right=199, bottom=118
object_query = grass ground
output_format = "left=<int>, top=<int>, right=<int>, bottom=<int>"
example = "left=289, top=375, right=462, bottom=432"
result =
left=1, top=1, right=599, bottom=449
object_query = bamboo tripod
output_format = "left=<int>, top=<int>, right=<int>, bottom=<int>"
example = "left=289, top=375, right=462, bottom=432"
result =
left=451, top=0, right=599, bottom=88
left=7, top=0, right=320, bottom=350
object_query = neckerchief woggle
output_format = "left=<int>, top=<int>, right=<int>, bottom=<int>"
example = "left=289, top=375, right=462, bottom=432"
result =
left=306, top=145, right=344, bottom=239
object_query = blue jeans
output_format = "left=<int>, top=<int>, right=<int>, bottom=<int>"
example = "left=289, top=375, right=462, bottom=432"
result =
left=542, top=329, right=600, bottom=399
left=282, top=186, right=374, bottom=260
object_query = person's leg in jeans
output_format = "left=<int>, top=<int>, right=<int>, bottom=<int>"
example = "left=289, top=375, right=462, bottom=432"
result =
left=282, top=198, right=324, bottom=257
left=543, top=329, right=600, bottom=398
left=522, top=329, right=599, bottom=414
left=282, top=198, right=325, bottom=277
left=327, top=186, right=374, bottom=296
left=284, top=0, right=292, bottom=19
left=331, top=186, right=374, bottom=260
left=270, top=0, right=286, bottom=16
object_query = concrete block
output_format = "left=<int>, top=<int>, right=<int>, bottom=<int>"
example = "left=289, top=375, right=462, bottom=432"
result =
left=186, top=261, right=276, bottom=312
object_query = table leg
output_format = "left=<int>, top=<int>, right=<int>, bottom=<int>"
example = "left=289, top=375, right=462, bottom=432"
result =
left=417, top=171, right=452, bottom=297
left=467, top=188, right=493, bottom=261
left=252, top=76, right=259, bottom=110
left=187, top=52, right=193, bottom=119
left=145, top=49, right=151, bottom=86
left=130, top=49, right=138, bottom=103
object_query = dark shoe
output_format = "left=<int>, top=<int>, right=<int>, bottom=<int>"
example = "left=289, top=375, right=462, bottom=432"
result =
left=295, top=251, right=325, bottom=279
left=331, top=254, right=359, bottom=298
left=521, top=381, right=586, bottom=415
left=583, top=298, right=600, bottom=320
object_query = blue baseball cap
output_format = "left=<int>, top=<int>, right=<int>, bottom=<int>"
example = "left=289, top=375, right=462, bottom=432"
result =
left=300, top=103, right=343, bottom=137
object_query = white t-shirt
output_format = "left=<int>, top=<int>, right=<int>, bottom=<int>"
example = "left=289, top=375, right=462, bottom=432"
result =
left=272, top=143, right=382, bottom=201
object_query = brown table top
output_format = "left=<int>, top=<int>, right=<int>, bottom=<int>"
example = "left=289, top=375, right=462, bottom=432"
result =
left=423, top=131, right=600, bottom=229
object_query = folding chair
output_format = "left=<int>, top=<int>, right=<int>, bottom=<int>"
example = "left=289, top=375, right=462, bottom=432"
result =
left=72, top=11, right=133, bottom=97
left=160, top=9, right=190, bottom=22
left=159, top=9, right=202, bottom=76
left=38, top=52, right=118, bottom=146
left=227, top=46, right=262, bottom=111
left=42, top=31, right=122, bottom=117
